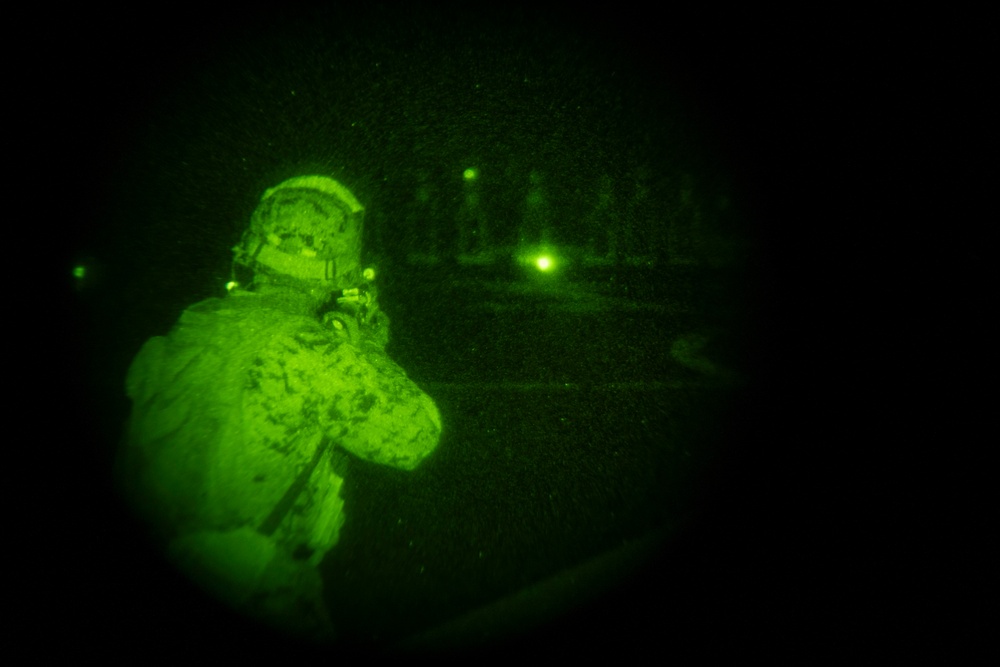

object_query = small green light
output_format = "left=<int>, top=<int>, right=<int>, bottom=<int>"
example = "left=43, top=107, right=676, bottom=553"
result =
left=73, top=266, right=86, bottom=279
left=535, top=256, right=553, bottom=271
left=463, top=167, right=478, bottom=181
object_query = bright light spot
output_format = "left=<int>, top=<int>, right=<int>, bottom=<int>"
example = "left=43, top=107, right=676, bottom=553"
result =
left=463, top=167, right=478, bottom=181
left=535, top=256, right=553, bottom=271
left=73, top=266, right=86, bottom=279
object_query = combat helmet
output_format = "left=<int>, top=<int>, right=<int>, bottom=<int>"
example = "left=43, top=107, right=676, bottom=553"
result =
left=233, top=175, right=365, bottom=291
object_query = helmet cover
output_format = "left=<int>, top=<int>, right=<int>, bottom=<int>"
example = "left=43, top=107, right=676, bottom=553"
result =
left=243, top=176, right=364, bottom=288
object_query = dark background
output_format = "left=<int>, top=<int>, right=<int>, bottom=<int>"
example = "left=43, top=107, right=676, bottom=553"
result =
left=46, top=3, right=990, bottom=660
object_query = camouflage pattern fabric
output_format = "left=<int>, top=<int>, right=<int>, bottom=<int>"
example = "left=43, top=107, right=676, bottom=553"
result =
left=120, top=290, right=441, bottom=640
